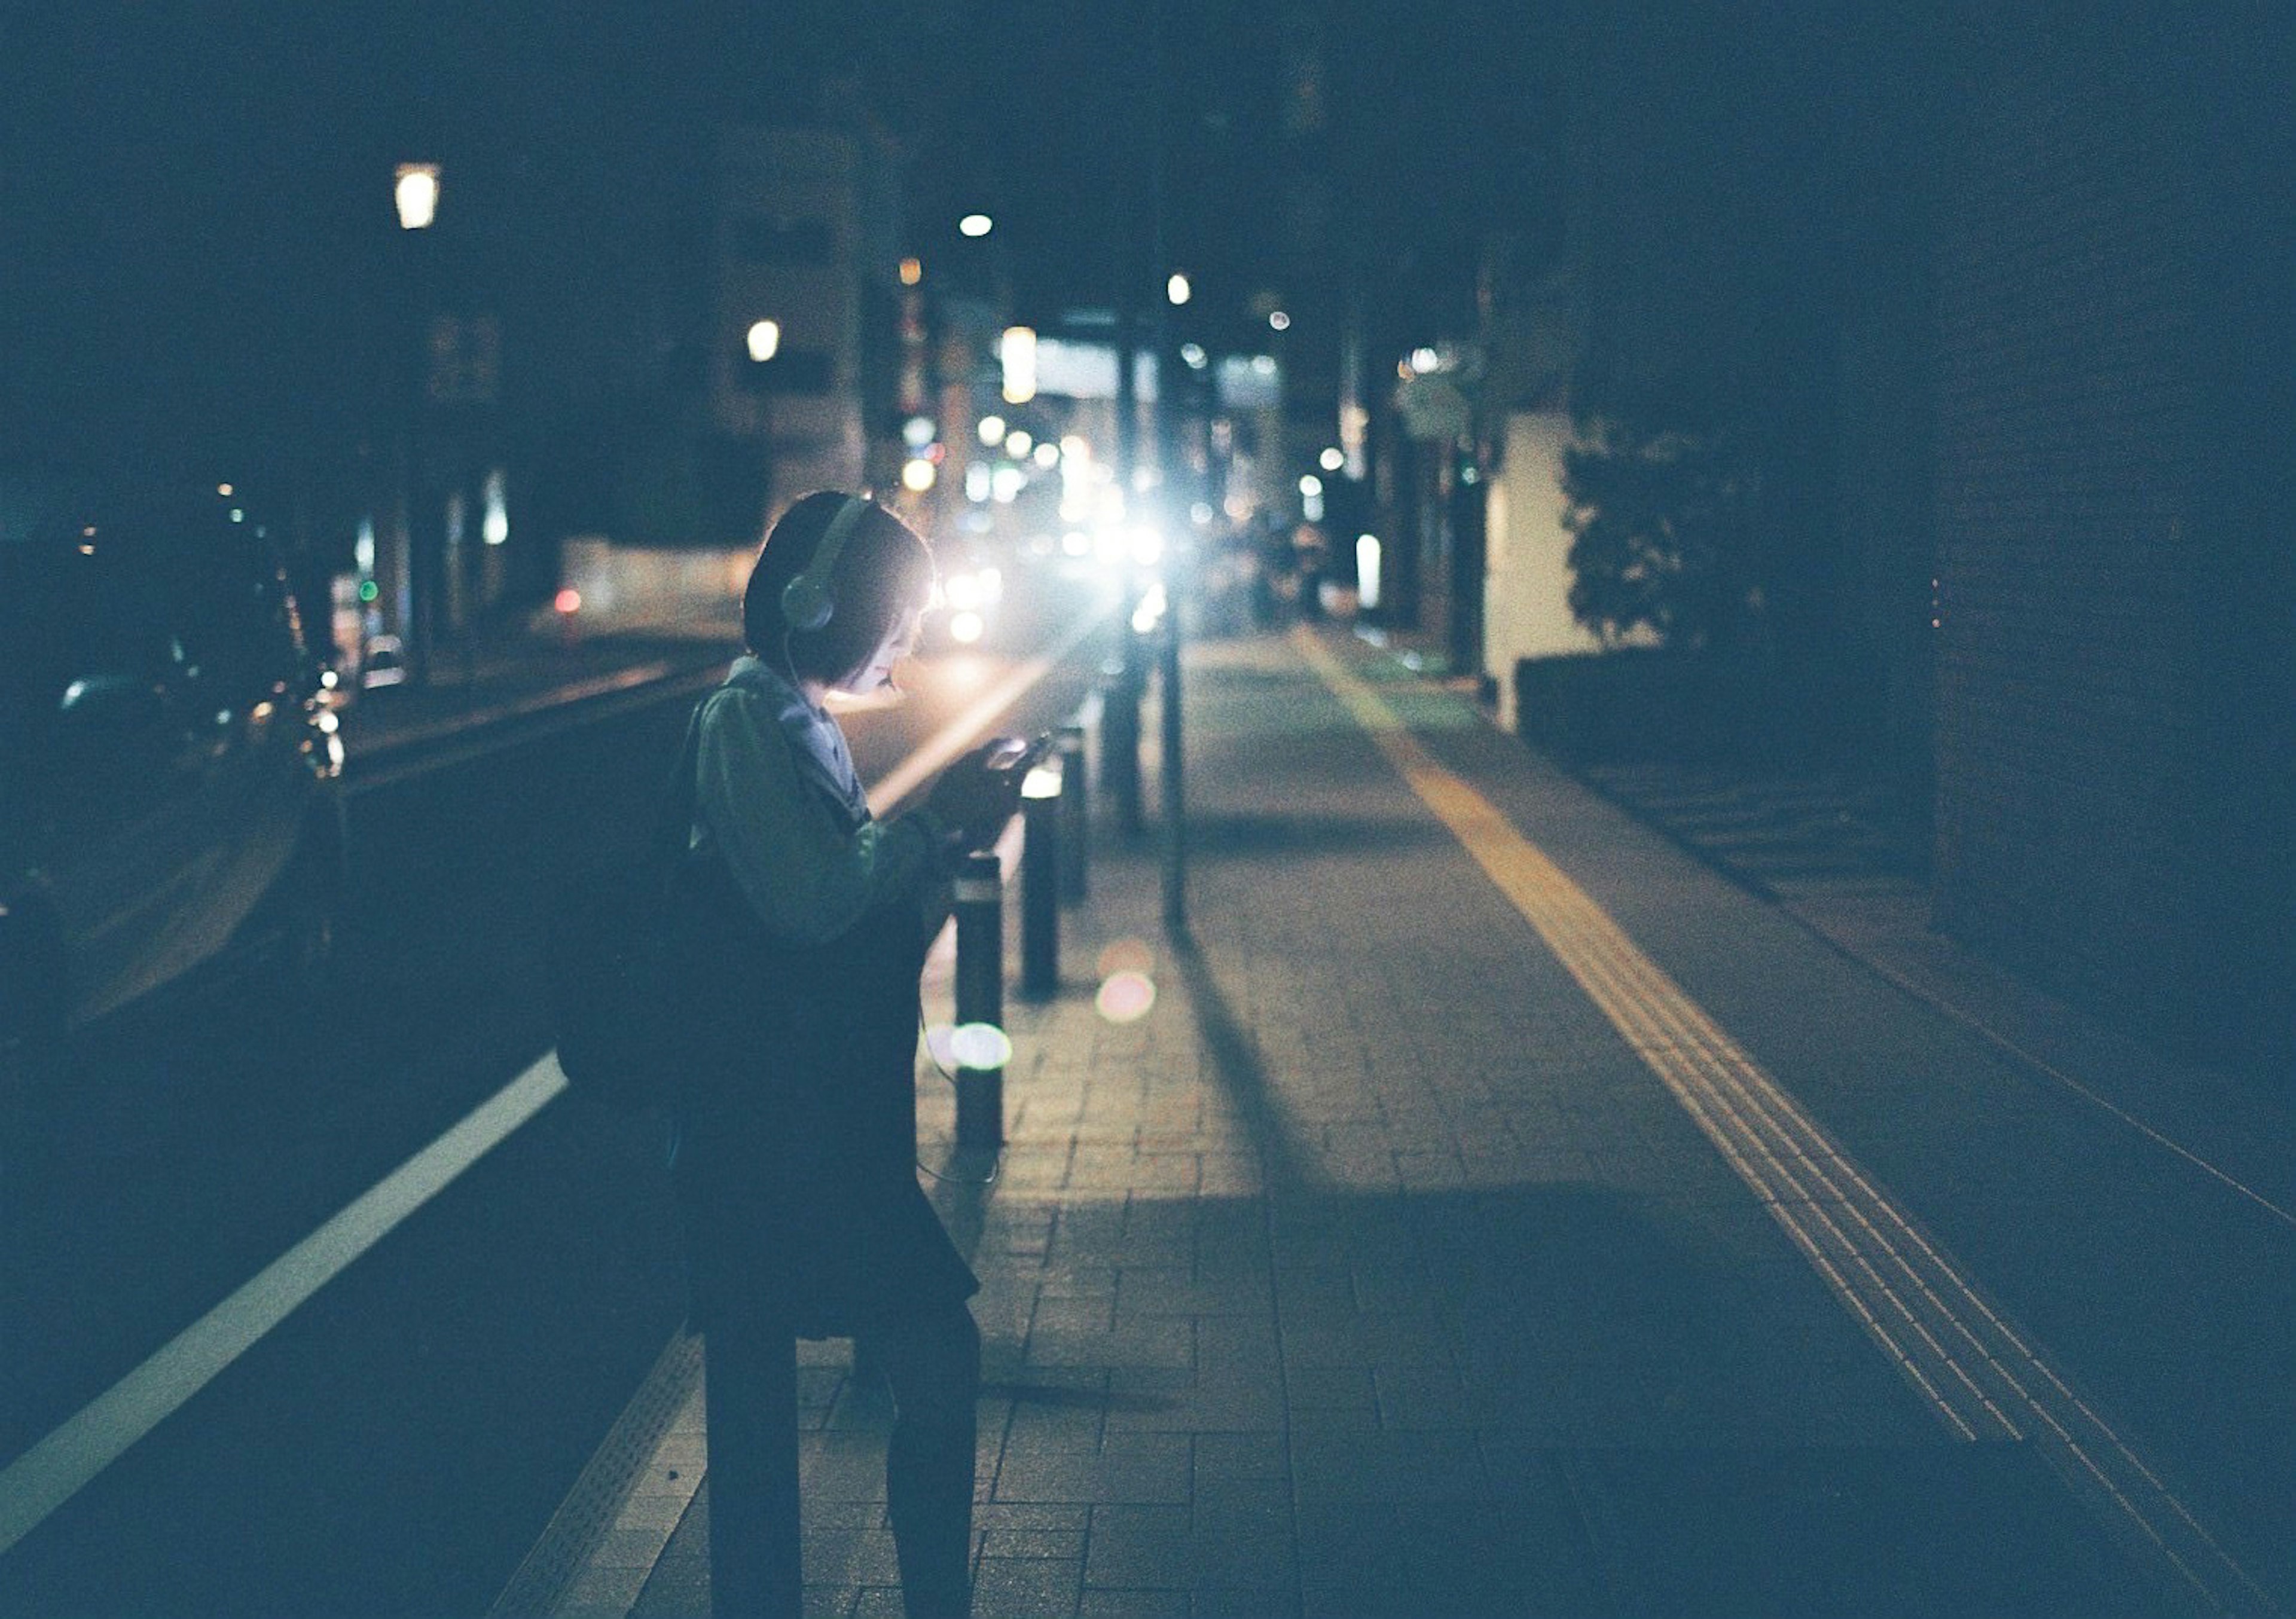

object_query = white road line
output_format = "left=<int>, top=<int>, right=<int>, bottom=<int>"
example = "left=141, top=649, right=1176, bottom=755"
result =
left=3, top=612, right=1108, bottom=1568
left=0, top=1055, right=568, bottom=1556
left=1299, top=628, right=2277, bottom=1619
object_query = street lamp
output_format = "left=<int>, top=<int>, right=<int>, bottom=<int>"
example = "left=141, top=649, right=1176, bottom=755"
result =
left=1167, top=272, right=1192, bottom=306
left=1000, top=326, right=1037, bottom=405
left=394, top=163, right=441, bottom=231
left=746, top=319, right=781, bottom=363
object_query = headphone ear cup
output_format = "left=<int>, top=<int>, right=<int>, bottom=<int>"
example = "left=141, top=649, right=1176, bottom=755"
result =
left=781, top=570, right=835, bottom=632
left=780, top=493, right=865, bottom=635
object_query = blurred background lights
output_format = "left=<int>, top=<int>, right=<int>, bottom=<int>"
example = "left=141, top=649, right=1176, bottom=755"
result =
left=1032, top=441, right=1060, bottom=469
left=976, top=414, right=1007, bottom=446
left=1410, top=346, right=1441, bottom=372
left=1166, top=272, right=1192, bottom=306
left=947, top=610, right=985, bottom=644
left=1096, top=939, right=1155, bottom=977
left=999, top=326, right=1037, bottom=403
left=1298, top=474, right=1324, bottom=498
left=991, top=465, right=1025, bottom=503
left=901, top=457, right=937, bottom=492
left=1180, top=342, right=1207, bottom=369
left=1005, top=429, right=1033, bottom=457
left=393, top=163, right=439, bottom=230
left=1318, top=447, right=1345, bottom=472
left=964, top=463, right=993, bottom=502
left=482, top=469, right=509, bottom=545
left=746, top=319, right=781, bottom=362
left=1095, top=972, right=1156, bottom=1024
left=1356, top=534, right=1382, bottom=611
left=1268, top=310, right=1291, bottom=331
left=958, top=213, right=993, bottom=237
left=1131, top=581, right=1168, bottom=634
left=902, top=414, right=936, bottom=448
left=899, top=256, right=923, bottom=286
left=948, top=1022, right=1011, bottom=1068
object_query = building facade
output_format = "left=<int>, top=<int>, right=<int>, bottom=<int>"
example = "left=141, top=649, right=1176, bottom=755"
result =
left=1511, top=0, right=2291, bottom=1071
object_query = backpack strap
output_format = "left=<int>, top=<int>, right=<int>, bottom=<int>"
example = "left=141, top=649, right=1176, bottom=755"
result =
left=654, top=700, right=707, bottom=863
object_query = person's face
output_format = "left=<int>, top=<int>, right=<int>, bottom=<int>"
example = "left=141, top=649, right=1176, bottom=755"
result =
left=836, top=603, right=924, bottom=695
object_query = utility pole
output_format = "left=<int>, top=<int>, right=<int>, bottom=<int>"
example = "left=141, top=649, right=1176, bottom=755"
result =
left=1149, top=0, right=1186, bottom=936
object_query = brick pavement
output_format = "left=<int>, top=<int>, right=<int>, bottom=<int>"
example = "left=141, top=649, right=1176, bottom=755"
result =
left=592, top=627, right=2177, bottom=1618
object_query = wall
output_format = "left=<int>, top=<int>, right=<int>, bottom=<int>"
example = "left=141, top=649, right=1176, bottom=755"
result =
left=1930, top=11, right=2294, bottom=1066
left=1482, top=410, right=1607, bottom=732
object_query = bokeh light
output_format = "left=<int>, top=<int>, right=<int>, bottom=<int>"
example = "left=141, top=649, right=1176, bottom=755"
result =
left=949, top=1022, right=1013, bottom=1068
left=1096, top=938, right=1156, bottom=978
left=1095, top=972, right=1156, bottom=1024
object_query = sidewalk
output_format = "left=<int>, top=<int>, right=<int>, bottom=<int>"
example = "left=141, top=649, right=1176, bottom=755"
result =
left=517, top=626, right=2284, bottom=1618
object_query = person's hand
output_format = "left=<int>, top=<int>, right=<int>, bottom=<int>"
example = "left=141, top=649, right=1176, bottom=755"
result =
left=925, top=738, right=1028, bottom=853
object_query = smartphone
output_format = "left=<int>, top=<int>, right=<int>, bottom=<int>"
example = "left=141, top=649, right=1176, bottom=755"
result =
left=984, top=732, right=1054, bottom=772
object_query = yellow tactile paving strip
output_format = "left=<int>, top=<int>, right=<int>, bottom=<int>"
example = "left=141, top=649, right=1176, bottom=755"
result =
left=1296, top=627, right=2273, bottom=1618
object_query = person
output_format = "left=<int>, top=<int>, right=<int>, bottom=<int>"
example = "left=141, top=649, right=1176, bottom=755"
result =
left=668, top=491, right=1022, bottom=1618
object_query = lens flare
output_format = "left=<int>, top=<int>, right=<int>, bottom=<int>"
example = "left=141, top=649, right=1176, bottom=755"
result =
left=949, top=1022, right=1013, bottom=1070
left=1095, top=971, right=1156, bottom=1024
left=1095, top=939, right=1155, bottom=978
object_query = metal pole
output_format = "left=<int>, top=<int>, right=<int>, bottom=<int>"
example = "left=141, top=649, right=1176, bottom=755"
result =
left=952, top=853, right=1004, bottom=1149
left=1055, top=725, right=1089, bottom=905
left=1159, top=607, right=1185, bottom=932
left=1106, top=637, right=1144, bottom=840
left=1021, top=769, right=1060, bottom=1000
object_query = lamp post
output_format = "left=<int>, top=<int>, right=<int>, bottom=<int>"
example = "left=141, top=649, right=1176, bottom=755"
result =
left=379, top=163, right=442, bottom=684
left=393, top=163, right=441, bottom=231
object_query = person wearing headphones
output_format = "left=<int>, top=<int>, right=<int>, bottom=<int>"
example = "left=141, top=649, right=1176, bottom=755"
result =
left=672, top=491, right=1019, bottom=1617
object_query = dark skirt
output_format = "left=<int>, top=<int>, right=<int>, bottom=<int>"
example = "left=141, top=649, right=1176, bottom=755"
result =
left=667, top=853, right=978, bottom=1339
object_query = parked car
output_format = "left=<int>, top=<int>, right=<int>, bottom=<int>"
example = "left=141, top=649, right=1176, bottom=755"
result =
left=0, top=468, right=345, bottom=1070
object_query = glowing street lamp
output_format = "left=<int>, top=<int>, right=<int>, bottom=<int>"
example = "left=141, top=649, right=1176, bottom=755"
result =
left=1167, top=272, right=1192, bottom=306
left=394, top=163, right=441, bottom=230
left=1000, top=326, right=1037, bottom=404
left=958, top=213, right=993, bottom=238
left=746, top=319, right=782, bottom=363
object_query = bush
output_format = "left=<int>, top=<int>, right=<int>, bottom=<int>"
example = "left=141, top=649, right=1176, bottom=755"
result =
left=1561, top=407, right=1764, bottom=656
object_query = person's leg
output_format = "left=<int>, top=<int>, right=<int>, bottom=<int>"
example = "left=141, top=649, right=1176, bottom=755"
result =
left=702, top=1314, right=804, bottom=1618
left=861, top=1301, right=980, bottom=1618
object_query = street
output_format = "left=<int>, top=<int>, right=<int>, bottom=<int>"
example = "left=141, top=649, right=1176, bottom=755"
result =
left=0, top=592, right=1110, bottom=1618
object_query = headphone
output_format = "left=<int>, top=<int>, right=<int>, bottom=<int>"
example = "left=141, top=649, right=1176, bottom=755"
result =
left=780, top=493, right=870, bottom=633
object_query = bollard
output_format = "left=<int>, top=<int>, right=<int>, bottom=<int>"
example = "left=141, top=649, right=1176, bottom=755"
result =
left=1055, top=725, right=1088, bottom=905
left=952, top=852, right=1004, bottom=1150
left=1159, top=603, right=1186, bottom=932
left=1103, top=657, right=1143, bottom=840
left=1020, top=761, right=1061, bottom=1000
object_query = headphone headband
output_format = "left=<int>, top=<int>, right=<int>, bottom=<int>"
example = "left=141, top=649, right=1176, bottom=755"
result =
left=781, top=493, right=869, bottom=633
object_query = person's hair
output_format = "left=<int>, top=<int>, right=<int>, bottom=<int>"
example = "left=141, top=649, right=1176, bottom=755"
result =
left=742, top=491, right=935, bottom=685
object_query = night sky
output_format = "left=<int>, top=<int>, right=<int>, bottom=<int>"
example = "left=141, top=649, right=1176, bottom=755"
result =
left=1, top=1, right=1557, bottom=487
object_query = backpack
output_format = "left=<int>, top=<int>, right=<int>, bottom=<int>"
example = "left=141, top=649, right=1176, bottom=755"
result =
left=545, top=704, right=706, bottom=1110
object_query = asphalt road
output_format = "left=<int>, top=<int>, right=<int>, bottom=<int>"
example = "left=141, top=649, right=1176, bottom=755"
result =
left=0, top=581, right=1112, bottom=1617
